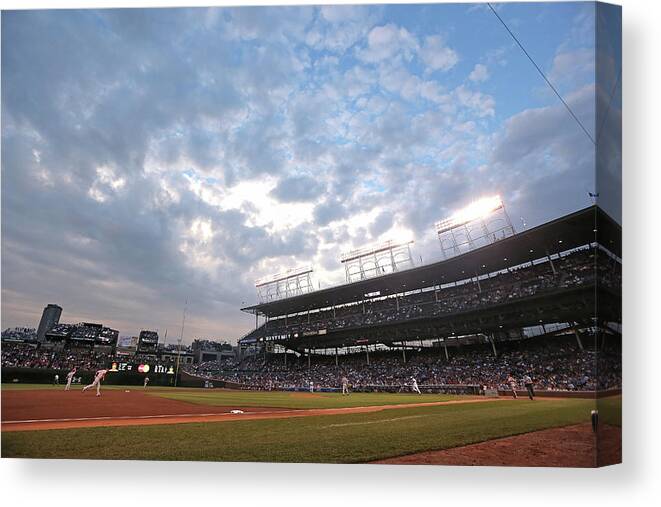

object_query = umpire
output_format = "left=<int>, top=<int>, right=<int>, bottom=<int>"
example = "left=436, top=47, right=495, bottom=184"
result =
left=523, top=373, right=535, bottom=400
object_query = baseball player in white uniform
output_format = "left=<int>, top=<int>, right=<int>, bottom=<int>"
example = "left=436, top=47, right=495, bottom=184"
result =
left=411, top=377, right=421, bottom=394
left=65, top=367, right=77, bottom=391
left=507, top=374, right=518, bottom=399
left=309, top=380, right=314, bottom=393
left=83, top=368, right=108, bottom=397
left=341, top=376, right=350, bottom=395
left=143, top=376, right=150, bottom=389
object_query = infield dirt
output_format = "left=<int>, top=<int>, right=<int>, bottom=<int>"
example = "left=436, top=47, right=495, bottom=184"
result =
left=2, top=388, right=496, bottom=431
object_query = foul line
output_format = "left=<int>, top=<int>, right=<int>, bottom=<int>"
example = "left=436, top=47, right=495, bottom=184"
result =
left=2, top=410, right=294, bottom=425
left=2, top=398, right=502, bottom=431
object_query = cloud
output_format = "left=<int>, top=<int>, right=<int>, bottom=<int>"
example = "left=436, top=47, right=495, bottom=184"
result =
left=549, top=48, right=595, bottom=90
left=469, top=63, right=490, bottom=82
left=419, top=35, right=459, bottom=72
left=489, top=85, right=597, bottom=224
left=453, top=85, right=495, bottom=117
left=270, top=175, right=326, bottom=203
left=356, top=23, right=418, bottom=63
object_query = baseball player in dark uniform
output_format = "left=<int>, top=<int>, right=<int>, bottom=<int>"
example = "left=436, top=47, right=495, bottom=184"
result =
left=523, top=373, right=535, bottom=400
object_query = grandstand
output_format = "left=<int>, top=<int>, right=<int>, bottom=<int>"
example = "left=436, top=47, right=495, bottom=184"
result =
left=1, top=327, right=38, bottom=342
left=237, top=205, right=621, bottom=391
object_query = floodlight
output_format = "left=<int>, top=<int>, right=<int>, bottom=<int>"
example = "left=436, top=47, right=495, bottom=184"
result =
left=436, top=195, right=503, bottom=234
left=254, top=266, right=314, bottom=303
left=434, top=195, right=514, bottom=260
left=340, top=238, right=415, bottom=283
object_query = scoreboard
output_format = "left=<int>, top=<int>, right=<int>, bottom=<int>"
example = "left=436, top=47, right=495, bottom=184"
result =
left=110, top=361, right=175, bottom=375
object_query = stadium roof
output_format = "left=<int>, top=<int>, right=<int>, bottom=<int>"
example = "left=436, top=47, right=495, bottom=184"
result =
left=241, top=205, right=620, bottom=318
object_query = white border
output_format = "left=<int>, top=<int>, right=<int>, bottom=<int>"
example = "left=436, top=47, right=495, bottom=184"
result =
left=2, top=0, right=659, bottom=505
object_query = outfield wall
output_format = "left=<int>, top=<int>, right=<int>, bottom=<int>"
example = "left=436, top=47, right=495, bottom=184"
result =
left=498, top=388, right=621, bottom=399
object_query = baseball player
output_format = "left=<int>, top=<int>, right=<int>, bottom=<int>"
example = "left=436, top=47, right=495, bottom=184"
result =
left=523, top=373, right=535, bottom=400
left=64, top=367, right=77, bottom=391
left=411, top=377, right=421, bottom=395
left=341, top=375, right=350, bottom=395
left=53, top=373, right=59, bottom=385
left=506, top=374, right=518, bottom=399
left=143, top=376, right=150, bottom=389
left=309, top=380, right=314, bottom=393
left=82, top=368, right=108, bottom=397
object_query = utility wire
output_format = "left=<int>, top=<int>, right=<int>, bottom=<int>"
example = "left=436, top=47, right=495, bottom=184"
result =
left=487, top=3, right=596, bottom=146
left=595, top=69, right=621, bottom=145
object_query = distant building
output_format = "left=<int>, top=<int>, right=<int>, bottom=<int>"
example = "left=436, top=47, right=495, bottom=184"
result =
left=137, top=330, right=159, bottom=354
left=116, top=335, right=140, bottom=356
left=36, top=304, right=62, bottom=342
left=191, top=338, right=235, bottom=364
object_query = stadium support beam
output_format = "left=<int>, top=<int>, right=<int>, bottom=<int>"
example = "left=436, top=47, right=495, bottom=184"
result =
left=489, top=334, right=498, bottom=358
left=335, top=347, right=338, bottom=367
left=545, top=248, right=557, bottom=275
left=366, top=345, right=370, bottom=365
left=307, top=348, right=311, bottom=370
left=444, top=343, right=449, bottom=361
left=572, top=324, right=584, bottom=351
left=402, top=346, right=406, bottom=363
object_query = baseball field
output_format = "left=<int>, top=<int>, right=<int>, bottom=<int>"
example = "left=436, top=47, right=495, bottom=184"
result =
left=1, top=384, right=621, bottom=466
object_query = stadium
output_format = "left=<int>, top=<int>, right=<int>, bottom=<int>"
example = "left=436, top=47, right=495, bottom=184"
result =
left=1, top=201, right=621, bottom=466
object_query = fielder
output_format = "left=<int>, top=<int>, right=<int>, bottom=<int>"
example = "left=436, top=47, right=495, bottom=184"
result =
left=309, top=380, right=314, bottom=393
left=64, top=367, right=77, bottom=391
left=82, top=368, right=108, bottom=397
left=53, top=373, right=59, bottom=385
left=341, top=376, right=350, bottom=395
left=411, top=377, right=421, bottom=395
left=507, top=374, right=518, bottom=399
left=143, top=376, right=150, bottom=389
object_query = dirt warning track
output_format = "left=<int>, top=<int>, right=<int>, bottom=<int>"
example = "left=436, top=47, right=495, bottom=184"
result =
left=1, top=389, right=499, bottom=432
left=372, top=423, right=622, bottom=467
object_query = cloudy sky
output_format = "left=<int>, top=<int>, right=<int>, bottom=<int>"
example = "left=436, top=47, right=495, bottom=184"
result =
left=1, top=2, right=621, bottom=343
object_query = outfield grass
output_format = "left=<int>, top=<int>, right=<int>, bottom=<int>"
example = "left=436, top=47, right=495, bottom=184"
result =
left=149, top=389, right=465, bottom=409
left=2, top=397, right=609, bottom=462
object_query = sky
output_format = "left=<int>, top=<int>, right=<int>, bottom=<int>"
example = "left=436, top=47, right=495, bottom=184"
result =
left=0, top=2, right=622, bottom=344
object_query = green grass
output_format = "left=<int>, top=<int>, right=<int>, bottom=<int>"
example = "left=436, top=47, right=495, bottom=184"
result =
left=149, top=390, right=464, bottom=409
left=2, top=397, right=611, bottom=463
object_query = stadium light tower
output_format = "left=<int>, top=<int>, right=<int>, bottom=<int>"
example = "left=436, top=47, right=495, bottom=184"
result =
left=255, top=266, right=314, bottom=303
left=435, top=195, right=515, bottom=259
left=340, top=239, right=415, bottom=283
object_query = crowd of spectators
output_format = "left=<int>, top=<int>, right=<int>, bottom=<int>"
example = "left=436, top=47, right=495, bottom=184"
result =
left=2, top=333, right=621, bottom=393
left=184, top=357, right=239, bottom=377
left=190, top=335, right=621, bottom=392
left=1, top=342, right=121, bottom=370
